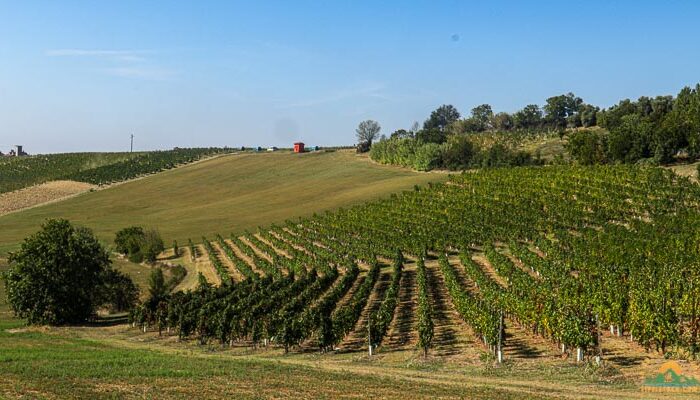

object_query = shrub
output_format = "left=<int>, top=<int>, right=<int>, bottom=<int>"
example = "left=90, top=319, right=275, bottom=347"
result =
left=567, top=129, right=607, bottom=165
left=413, top=143, right=444, bottom=171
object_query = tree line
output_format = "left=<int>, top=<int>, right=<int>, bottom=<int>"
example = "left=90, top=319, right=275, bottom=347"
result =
left=357, top=83, right=700, bottom=171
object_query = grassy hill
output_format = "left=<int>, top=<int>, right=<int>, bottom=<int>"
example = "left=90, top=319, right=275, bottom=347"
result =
left=0, top=150, right=444, bottom=254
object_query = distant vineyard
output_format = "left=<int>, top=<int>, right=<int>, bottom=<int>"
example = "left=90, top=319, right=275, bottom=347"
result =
left=0, top=152, right=137, bottom=193
left=0, top=148, right=233, bottom=193
left=133, top=165, right=700, bottom=362
left=67, top=148, right=232, bottom=185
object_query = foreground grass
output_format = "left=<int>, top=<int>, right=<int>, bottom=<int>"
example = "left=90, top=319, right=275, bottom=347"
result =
left=0, top=150, right=443, bottom=254
left=0, top=318, right=542, bottom=400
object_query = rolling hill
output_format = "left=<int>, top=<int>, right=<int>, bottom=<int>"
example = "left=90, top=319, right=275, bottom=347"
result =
left=0, top=150, right=444, bottom=254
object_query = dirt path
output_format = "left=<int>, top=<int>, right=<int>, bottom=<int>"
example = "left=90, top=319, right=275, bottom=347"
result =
left=423, top=257, right=482, bottom=362
left=0, top=180, right=96, bottom=216
left=340, top=267, right=391, bottom=352
left=385, top=261, right=417, bottom=350
left=196, top=244, right=222, bottom=286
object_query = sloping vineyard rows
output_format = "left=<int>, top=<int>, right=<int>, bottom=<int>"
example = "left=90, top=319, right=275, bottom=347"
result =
left=201, top=237, right=231, bottom=282
left=67, top=148, right=233, bottom=185
left=138, top=165, right=700, bottom=358
left=0, top=148, right=232, bottom=193
left=369, top=252, right=403, bottom=348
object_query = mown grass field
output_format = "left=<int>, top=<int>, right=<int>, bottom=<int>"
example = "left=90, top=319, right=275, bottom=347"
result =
left=0, top=150, right=443, bottom=255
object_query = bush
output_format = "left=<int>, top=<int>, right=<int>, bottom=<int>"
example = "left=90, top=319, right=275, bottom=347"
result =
left=115, top=227, right=164, bottom=263
left=413, top=143, right=444, bottom=171
left=2, top=219, right=137, bottom=324
left=443, top=135, right=476, bottom=170
left=567, top=129, right=607, bottom=165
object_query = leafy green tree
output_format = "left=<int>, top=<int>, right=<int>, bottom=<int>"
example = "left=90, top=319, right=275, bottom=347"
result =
left=470, top=104, right=494, bottom=131
left=3, top=219, right=125, bottom=324
left=98, top=268, right=140, bottom=312
left=514, top=104, right=543, bottom=129
left=566, top=129, right=607, bottom=165
left=544, top=93, right=582, bottom=129
left=148, top=267, right=168, bottom=304
left=142, top=229, right=165, bottom=263
left=423, top=104, right=461, bottom=133
left=607, top=114, right=653, bottom=162
left=491, top=112, right=515, bottom=131
left=114, top=226, right=145, bottom=259
left=578, top=104, right=599, bottom=127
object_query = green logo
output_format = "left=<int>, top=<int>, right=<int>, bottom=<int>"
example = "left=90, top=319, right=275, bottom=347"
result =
left=642, top=361, right=700, bottom=393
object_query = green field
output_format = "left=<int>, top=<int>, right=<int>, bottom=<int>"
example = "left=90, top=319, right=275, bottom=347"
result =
left=0, top=150, right=443, bottom=254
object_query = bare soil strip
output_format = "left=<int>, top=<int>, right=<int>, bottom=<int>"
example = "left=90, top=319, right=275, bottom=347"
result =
left=423, top=257, right=482, bottom=362
left=194, top=244, right=222, bottom=286
left=340, top=268, right=391, bottom=352
left=224, top=239, right=264, bottom=276
left=239, top=236, right=273, bottom=262
left=385, top=261, right=417, bottom=350
left=0, top=180, right=96, bottom=216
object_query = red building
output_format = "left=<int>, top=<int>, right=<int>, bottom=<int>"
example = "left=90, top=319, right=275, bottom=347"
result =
left=293, top=142, right=305, bottom=153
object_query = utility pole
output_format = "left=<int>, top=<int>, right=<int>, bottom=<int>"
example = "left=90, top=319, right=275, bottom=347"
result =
left=130, top=134, right=134, bottom=153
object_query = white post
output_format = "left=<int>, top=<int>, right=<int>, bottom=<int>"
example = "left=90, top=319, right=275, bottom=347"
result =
left=561, top=343, right=566, bottom=354
left=576, top=347, right=584, bottom=362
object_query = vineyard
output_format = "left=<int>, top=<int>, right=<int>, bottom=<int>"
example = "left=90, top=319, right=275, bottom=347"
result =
left=0, top=148, right=232, bottom=194
left=131, top=165, right=700, bottom=371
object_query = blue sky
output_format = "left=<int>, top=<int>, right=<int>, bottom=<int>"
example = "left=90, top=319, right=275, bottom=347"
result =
left=1, top=1, right=700, bottom=153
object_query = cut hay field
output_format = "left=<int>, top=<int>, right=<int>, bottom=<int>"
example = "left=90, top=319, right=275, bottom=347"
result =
left=0, top=150, right=443, bottom=254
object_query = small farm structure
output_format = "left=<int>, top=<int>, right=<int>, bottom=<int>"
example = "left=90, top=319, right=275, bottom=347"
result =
left=294, top=142, right=305, bottom=153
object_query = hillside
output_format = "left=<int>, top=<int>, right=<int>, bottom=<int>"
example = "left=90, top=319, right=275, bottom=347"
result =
left=0, top=150, right=444, bottom=254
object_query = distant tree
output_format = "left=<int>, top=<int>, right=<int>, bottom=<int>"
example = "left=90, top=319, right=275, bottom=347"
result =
left=514, top=104, right=543, bottom=129
left=115, top=227, right=145, bottom=260
left=390, top=129, right=412, bottom=139
left=173, top=240, right=179, bottom=258
left=356, top=120, right=381, bottom=152
left=142, top=229, right=165, bottom=263
left=115, top=227, right=164, bottom=263
left=409, top=121, right=421, bottom=135
left=578, top=104, right=599, bottom=127
left=544, top=93, right=583, bottom=129
left=416, top=128, right=447, bottom=144
left=423, top=105, right=461, bottom=133
left=2, top=219, right=135, bottom=324
left=491, top=112, right=515, bottom=131
left=470, top=104, right=494, bottom=131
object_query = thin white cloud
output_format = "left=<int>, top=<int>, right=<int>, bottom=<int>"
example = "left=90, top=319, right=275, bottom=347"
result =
left=46, top=49, right=148, bottom=62
left=104, top=67, right=176, bottom=81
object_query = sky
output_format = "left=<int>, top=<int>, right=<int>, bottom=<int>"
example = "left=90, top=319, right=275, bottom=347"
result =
left=1, top=1, right=700, bottom=153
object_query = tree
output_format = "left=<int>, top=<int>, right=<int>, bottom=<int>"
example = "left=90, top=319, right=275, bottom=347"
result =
left=142, top=229, right=165, bottom=263
left=114, top=226, right=145, bottom=259
left=491, top=112, right=515, bottom=131
left=566, top=129, right=607, bottom=165
left=114, top=226, right=164, bottom=263
left=544, top=93, right=583, bottom=129
left=98, top=268, right=140, bottom=313
left=442, top=135, right=476, bottom=170
left=148, top=267, right=168, bottom=304
left=423, top=105, right=461, bottom=133
left=470, top=104, right=494, bottom=131
left=390, top=129, right=412, bottom=139
left=514, top=104, right=543, bottom=129
left=2, top=219, right=131, bottom=325
left=356, top=120, right=381, bottom=152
